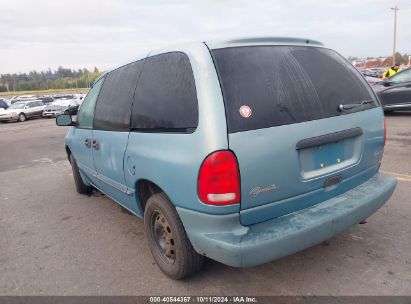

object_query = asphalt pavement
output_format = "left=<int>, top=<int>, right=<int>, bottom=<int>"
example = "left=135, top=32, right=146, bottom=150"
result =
left=0, top=114, right=410, bottom=295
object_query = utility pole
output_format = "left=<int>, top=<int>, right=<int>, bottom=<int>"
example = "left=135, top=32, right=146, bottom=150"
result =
left=391, top=6, right=399, bottom=66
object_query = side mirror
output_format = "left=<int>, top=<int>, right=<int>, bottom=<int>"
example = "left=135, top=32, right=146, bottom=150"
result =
left=383, top=80, right=393, bottom=87
left=56, top=114, right=74, bottom=126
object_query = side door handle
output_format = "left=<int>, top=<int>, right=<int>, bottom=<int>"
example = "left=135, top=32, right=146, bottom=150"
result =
left=84, top=138, right=92, bottom=148
left=92, top=140, right=100, bottom=150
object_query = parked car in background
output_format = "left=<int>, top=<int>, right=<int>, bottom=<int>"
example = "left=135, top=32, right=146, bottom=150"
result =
left=8, top=96, right=17, bottom=104
left=56, top=37, right=396, bottom=279
left=9, top=96, right=38, bottom=105
left=72, top=93, right=86, bottom=103
left=42, top=99, right=80, bottom=118
left=365, top=76, right=382, bottom=85
left=357, top=68, right=366, bottom=75
left=38, top=96, right=55, bottom=104
left=53, top=94, right=75, bottom=100
left=364, top=68, right=386, bottom=78
left=4, top=98, right=12, bottom=107
left=0, top=100, right=45, bottom=122
left=0, top=98, right=9, bottom=109
left=372, top=67, right=411, bottom=112
left=16, top=95, right=36, bottom=100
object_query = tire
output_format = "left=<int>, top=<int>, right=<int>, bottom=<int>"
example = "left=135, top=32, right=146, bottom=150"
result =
left=69, top=154, right=93, bottom=195
left=144, top=193, right=204, bottom=279
left=18, top=113, right=26, bottom=122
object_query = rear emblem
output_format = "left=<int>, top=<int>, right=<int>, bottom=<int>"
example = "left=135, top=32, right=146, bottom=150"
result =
left=239, top=105, right=252, bottom=118
left=250, top=184, right=278, bottom=197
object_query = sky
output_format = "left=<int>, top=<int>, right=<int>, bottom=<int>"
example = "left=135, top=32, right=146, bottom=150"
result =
left=0, top=0, right=410, bottom=74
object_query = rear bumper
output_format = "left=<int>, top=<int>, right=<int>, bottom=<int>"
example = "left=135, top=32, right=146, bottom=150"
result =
left=177, top=173, right=397, bottom=267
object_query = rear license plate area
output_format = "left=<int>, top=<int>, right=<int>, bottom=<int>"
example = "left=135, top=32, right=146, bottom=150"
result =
left=298, top=137, right=362, bottom=180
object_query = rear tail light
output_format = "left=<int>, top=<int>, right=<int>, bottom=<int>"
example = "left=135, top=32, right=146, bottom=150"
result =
left=384, top=117, right=387, bottom=146
left=198, top=150, right=240, bottom=205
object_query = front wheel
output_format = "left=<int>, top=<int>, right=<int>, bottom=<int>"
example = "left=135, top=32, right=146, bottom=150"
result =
left=144, top=193, right=204, bottom=279
left=69, top=154, right=93, bottom=194
left=18, top=113, right=26, bottom=122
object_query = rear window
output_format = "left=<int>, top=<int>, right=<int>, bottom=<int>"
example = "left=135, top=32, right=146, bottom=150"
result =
left=211, top=46, right=377, bottom=133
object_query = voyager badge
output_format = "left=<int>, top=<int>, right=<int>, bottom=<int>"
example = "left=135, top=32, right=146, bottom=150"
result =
left=250, top=184, right=278, bottom=197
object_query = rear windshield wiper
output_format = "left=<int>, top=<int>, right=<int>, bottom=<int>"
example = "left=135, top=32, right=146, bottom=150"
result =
left=338, top=100, right=375, bottom=112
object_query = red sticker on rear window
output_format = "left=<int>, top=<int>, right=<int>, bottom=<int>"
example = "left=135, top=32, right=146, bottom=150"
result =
left=239, top=105, right=252, bottom=118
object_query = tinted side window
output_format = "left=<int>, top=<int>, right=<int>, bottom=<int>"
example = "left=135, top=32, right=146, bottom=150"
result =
left=77, top=77, right=105, bottom=129
left=94, top=60, right=145, bottom=131
left=131, top=52, right=198, bottom=132
left=211, top=46, right=377, bottom=133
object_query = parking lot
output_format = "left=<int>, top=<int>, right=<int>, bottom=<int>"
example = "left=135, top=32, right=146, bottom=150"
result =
left=0, top=114, right=410, bottom=296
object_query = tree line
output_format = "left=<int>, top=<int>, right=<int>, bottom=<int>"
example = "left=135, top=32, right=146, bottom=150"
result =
left=0, top=66, right=103, bottom=92
left=2, top=52, right=410, bottom=93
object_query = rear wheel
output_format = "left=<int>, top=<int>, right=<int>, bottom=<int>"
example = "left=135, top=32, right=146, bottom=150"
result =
left=144, top=193, right=204, bottom=279
left=69, top=154, right=93, bottom=194
left=18, top=113, right=26, bottom=122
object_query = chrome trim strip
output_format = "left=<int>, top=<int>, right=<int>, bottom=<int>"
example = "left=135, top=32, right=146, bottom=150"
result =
left=96, top=173, right=132, bottom=195
left=76, top=162, right=132, bottom=195
left=77, top=162, right=98, bottom=177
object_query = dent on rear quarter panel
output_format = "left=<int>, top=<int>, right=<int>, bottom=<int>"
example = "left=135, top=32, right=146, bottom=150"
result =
left=124, top=42, right=239, bottom=215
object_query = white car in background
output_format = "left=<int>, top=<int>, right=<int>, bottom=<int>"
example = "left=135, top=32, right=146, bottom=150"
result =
left=42, top=98, right=80, bottom=118
left=0, top=100, right=45, bottom=122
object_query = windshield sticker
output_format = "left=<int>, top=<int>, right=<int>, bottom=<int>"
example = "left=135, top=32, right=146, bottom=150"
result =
left=239, top=105, right=252, bottom=118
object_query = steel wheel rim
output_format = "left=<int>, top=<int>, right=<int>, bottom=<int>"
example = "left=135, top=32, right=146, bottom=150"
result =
left=150, top=210, right=176, bottom=264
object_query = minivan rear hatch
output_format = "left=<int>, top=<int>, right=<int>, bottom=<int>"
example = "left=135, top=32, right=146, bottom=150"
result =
left=210, top=45, right=384, bottom=226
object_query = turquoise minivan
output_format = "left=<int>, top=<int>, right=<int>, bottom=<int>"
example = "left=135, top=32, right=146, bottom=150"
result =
left=57, top=37, right=397, bottom=279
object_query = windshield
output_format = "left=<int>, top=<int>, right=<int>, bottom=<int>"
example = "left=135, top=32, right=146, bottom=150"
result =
left=211, top=46, right=378, bottom=133
left=389, top=68, right=411, bottom=83
left=9, top=103, right=26, bottom=109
